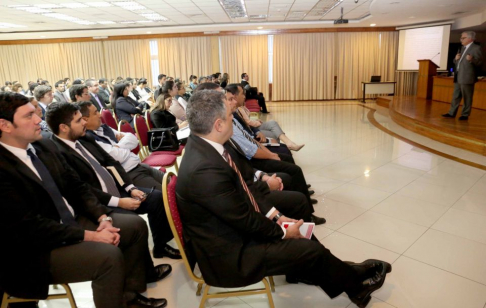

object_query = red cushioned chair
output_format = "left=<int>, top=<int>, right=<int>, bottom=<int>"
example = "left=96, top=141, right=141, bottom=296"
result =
left=162, top=172, right=275, bottom=308
left=144, top=110, right=155, bottom=130
left=245, top=99, right=261, bottom=112
left=118, top=120, right=177, bottom=170
left=100, top=109, right=118, bottom=130
left=133, top=115, right=184, bottom=157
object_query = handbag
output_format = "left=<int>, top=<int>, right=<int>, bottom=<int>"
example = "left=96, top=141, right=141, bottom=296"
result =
left=148, top=126, right=179, bottom=151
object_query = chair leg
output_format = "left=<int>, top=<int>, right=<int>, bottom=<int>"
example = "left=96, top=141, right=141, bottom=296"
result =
left=262, top=278, right=275, bottom=308
left=1, top=292, right=9, bottom=308
left=61, top=284, right=77, bottom=308
left=196, top=282, right=203, bottom=296
left=268, top=276, right=275, bottom=293
left=199, top=285, right=211, bottom=308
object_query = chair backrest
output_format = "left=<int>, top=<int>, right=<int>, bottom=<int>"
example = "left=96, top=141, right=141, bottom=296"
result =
left=245, top=99, right=260, bottom=112
left=162, top=172, right=204, bottom=284
left=144, top=110, right=154, bottom=130
left=133, top=114, right=150, bottom=147
left=101, top=109, right=118, bottom=130
left=118, top=120, right=140, bottom=155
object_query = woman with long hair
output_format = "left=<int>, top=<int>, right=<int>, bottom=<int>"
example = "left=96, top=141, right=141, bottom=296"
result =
left=150, top=93, right=187, bottom=129
left=220, top=73, right=229, bottom=88
left=113, top=82, right=143, bottom=125
left=161, top=80, right=186, bottom=123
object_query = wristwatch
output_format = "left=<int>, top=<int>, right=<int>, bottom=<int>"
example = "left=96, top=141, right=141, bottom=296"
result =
left=101, top=216, right=113, bottom=223
left=272, top=212, right=283, bottom=223
left=128, top=187, right=138, bottom=194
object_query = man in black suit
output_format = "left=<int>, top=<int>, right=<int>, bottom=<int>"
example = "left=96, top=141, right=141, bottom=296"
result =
left=176, top=90, right=391, bottom=308
left=46, top=102, right=181, bottom=260
left=241, top=72, right=269, bottom=113
left=86, top=79, right=108, bottom=111
left=0, top=92, right=167, bottom=308
left=98, top=78, right=112, bottom=108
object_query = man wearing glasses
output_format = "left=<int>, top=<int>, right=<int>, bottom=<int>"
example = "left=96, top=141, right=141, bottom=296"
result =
left=443, top=31, right=483, bottom=121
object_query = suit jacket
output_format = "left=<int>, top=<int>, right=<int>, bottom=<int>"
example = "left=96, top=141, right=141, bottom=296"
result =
left=90, top=93, right=107, bottom=111
left=98, top=87, right=112, bottom=107
left=115, top=96, right=143, bottom=124
left=455, top=43, right=483, bottom=84
left=53, top=91, right=68, bottom=104
left=176, top=135, right=283, bottom=288
left=0, top=138, right=110, bottom=299
left=50, top=134, right=133, bottom=204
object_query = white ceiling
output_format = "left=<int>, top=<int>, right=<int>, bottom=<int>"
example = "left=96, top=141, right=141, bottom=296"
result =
left=0, top=0, right=485, bottom=40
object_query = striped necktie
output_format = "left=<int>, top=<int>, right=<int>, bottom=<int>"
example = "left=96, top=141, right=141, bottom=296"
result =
left=233, top=119, right=261, bottom=148
left=222, top=150, right=260, bottom=213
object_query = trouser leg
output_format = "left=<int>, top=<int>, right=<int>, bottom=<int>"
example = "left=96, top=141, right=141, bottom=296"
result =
left=448, top=82, right=463, bottom=116
left=258, top=95, right=268, bottom=113
left=460, top=84, right=475, bottom=117
left=128, top=164, right=165, bottom=191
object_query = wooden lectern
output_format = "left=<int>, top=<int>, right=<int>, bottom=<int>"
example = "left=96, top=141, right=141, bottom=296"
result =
left=417, top=59, right=439, bottom=99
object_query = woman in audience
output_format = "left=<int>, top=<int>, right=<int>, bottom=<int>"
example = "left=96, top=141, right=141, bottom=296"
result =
left=220, top=73, right=229, bottom=88
left=161, top=80, right=186, bottom=123
left=175, top=82, right=189, bottom=111
left=11, top=83, right=23, bottom=94
left=150, top=93, right=188, bottom=130
left=113, top=82, right=143, bottom=125
left=189, top=75, right=198, bottom=90
left=136, top=78, right=153, bottom=104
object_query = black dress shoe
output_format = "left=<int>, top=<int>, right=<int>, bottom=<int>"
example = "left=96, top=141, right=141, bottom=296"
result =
left=442, top=113, right=454, bottom=118
left=459, top=116, right=469, bottom=121
left=310, top=214, right=326, bottom=225
left=308, top=190, right=315, bottom=196
left=345, top=259, right=392, bottom=280
left=147, top=264, right=172, bottom=283
left=310, top=198, right=318, bottom=205
left=307, top=184, right=311, bottom=189
left=153, top=244, right=182, bottom=259
left=127, top=293, right=167, bottom=308
left=347, top=261, right=391, bottom=308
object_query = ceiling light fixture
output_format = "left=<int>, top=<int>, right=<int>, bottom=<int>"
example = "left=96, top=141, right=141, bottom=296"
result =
left=15, top=6, right=53, bottom=14
left=61, top=3, right=89, bottom=8
left=86, top=2, right=113, bottom=7
left=146, top=31, right=152, bottom=34
left=257, top=26, right=263, bottom=29
left=370, top=23, right=376, bottom=26
left=34, top=4, right=62, bottom=9
left=140, top=13, right=168, bottom=21
left=0, top=22, right=27, bottom=28
left=97, top=21, right=116, bottom=24
left=218, top=0, right=247, bottom=19
left=113, top=1, right=146, bottom=11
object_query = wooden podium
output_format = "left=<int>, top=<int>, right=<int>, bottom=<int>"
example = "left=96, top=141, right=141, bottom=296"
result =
left=417, top=59, right=439, bottom=99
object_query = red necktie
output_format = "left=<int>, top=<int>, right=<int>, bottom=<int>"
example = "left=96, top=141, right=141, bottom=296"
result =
left=223, top=150, right=260, bottom=213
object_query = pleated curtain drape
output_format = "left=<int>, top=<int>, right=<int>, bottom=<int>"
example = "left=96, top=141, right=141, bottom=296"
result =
left=273, top=33, right=335, bottom=101
left=156, top=37, right=213, bottom=83
left=219, top=35, right=268, bottom=97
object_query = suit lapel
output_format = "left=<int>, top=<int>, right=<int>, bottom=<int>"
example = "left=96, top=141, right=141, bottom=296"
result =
left=0, top=144, right=43, bottom=188
left=52, top=135, right=93, bottom=171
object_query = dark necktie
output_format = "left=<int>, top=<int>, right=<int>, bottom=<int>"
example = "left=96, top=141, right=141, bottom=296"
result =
left=74, top=143, right=121, bottom=197
left=222, top=150, right=260, bottom=213
left=27, top=149, right=78, bottom=226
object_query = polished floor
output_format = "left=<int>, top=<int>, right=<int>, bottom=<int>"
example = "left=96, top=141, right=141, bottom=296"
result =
left=39, top=101, right=486, bottom=308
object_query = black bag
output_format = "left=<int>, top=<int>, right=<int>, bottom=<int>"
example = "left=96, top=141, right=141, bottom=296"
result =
left=148, top=127, right=179, bottom=152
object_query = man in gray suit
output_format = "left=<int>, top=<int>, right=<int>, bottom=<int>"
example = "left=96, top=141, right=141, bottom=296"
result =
left=53, top=80, right=68, bottom=104
left=443, top=31, right=483, bottom=120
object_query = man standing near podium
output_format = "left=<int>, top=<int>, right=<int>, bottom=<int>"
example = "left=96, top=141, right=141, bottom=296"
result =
left=443, top=31, right=483, bottom=121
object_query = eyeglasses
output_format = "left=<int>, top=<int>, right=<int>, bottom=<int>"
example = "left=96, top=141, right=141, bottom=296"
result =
left=460, top=37, right=469, bottom=40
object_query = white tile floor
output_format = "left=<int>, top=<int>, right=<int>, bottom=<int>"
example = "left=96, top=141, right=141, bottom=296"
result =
left=40, top=101, right=486, bottom=308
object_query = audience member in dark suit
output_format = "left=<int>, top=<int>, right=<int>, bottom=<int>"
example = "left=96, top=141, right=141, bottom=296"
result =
left=0, top=92, right=168, bottom=308
left=176, top=90, right=391, bottom=308
left=153, top=74, right=167, bottom=101
left=86, top=79, right=107, bottom=111
left=52, top=80, right=68, bottom=104
left=98, top=78, right=112, bottom=108
left=443, top=31, right=484, bottom=120
left=150, top=93, right=188, bottom=129
left=46, top=102, right=180, bottom=261
left=112, top=82, right=144, bottom=125
left=33, top=85, right=53, bottom=120
left=78, top=101, right=165, bottom=191
left=241, top=72, right=269, bottom=113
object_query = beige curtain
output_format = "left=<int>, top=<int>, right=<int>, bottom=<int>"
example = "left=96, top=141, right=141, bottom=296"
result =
left=395, top=71, right=418, bottom=96
left=220, top=35, right=268, bottom=96
left=336, top=31, right=398, bottom=99
left=157, top=37, right=213, bottom=83
left=61, top=42, right=106, bottom=80
left=273, top=33, right=335, bottom=101
left=103, top=39, right=152, bottom=85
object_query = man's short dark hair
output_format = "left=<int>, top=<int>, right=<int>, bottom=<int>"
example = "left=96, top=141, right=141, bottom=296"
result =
left=33, top=85, right=52, bottom=101
left=39, top=80, right=49, bottom=85
left=225, top=83, right=242, bottom=96
left=70, top=84, right=88, bottom=102
left=194, top=82, right=220, bottom=92
left=99, top=78, right=107, bottom=84
left=29, top=82, right=39, bottom=93
left=46, top=102, right=80, bottom=135
left=5, top=81, right=12, bottom=86
left=77, top=101, right=93, bottom=117
left=0, top=92, right=30, bottom=138
left=72, top=79, right=84, bottom=85
left=187, top=90, right=227, bottom=135
left=138, top=78, right=148, bottom=85
left=55, top=80, right=64, bottom=88
left=157, top=74, right=166, bottom=81
left=241, top=73, right=247, bottom=79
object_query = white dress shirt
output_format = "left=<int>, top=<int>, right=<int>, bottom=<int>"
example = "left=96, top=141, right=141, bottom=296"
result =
left=93, top=127, right=140, bottom=173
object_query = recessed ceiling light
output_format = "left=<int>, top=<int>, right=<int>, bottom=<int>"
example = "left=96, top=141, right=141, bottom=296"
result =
left=40, top=36, right=46, bottom=38
left=86, top=2, right=113, bottom=8
left=257, top=26, right=263, bottom=29
left=34, top=4, right=62, bottom=9
left=370, top=23, right=376, bottom=26
left=97, top=21, right=116, bottom=24
left=139, top=13, right=168, bottom=21
left=113, top=1, right=146, bottom=11
left=0, top=22, right=27, bottom=28
left=61, top=3, right=89, bottom=8
left=146, top=31, right=152, bottom=34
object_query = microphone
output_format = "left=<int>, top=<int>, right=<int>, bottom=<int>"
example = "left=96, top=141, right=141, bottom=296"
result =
left=430, top=52, right=440, bottom=61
